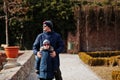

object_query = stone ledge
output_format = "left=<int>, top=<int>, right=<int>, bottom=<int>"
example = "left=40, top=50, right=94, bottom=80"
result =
left=0, top=50, right=35, bottom=80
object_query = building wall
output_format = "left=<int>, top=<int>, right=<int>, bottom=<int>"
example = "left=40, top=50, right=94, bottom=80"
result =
left=68, top=6, right=120, bottom=53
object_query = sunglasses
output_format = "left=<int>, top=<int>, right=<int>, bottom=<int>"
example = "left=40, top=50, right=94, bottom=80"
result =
left=43, top=44, right=50, bottom=46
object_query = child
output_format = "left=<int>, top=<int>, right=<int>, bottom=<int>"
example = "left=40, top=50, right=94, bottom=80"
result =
left=35, top=39, right=54, bottom=74
left=36, top=39, right=57, bottom=80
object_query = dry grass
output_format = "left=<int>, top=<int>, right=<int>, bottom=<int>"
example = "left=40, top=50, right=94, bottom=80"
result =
left=89, top=66, right=120, bottom=80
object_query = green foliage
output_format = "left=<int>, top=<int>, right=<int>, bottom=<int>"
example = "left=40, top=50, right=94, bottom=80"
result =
left=22, top=0, right=76, bottom=49
left=0, top=0, right=75, bottom=49
left=28, top=0, right=75, bottom=33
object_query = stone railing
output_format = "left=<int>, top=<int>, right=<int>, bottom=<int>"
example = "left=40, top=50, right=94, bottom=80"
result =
left=0, top=50, right=35, bottom=80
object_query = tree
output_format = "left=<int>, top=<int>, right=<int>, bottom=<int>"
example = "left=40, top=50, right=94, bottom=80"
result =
left=0, top=0, right=76, bottom=49
left=28, top=0, right=76, bottom=38
left=2, top=0, right=28, bottom=47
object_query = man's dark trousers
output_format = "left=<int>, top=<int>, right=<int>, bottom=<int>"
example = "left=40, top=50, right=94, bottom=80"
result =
left=54, top=68, right=62, bottom=80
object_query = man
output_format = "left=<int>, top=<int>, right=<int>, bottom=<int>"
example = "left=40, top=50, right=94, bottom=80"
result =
left=33, top=20, right=64, bottom=80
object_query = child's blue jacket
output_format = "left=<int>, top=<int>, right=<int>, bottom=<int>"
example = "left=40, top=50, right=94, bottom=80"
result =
left=38, top=50, right=57, bottom=79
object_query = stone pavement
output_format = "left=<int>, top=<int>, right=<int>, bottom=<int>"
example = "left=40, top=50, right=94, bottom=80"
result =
left=27, top=54, right=102, bottom=80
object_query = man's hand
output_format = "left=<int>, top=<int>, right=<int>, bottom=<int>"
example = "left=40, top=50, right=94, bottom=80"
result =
left=37, top=52, right=42, bottom=58
left=50, top=51, right=56, bottom=58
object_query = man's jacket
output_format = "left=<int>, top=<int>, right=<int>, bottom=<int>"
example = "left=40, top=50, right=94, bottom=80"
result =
left=33, top=31, right=64, bottom=66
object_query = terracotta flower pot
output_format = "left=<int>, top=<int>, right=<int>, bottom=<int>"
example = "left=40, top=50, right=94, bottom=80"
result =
left=5, top=46, right=19, bottom=58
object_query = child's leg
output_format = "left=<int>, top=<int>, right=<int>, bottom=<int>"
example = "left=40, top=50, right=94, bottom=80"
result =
left=35, top=55, right=41, bottom=73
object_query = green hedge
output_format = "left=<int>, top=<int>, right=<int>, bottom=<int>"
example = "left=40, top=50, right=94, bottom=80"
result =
left=79, top=52, right=92, bottom=64
left=112, top=71, right=120, bottom=80
left=79, top=51, right=120, bottom=66
left=88, top=51, right=120, bottom=57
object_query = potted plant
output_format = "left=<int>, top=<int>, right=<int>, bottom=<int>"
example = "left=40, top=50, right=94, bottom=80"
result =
left=1, top=44, right=21, bottom=69
left=4, top=46, right=19, bottom=58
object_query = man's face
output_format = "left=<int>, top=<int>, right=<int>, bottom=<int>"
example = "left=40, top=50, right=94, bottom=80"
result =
left=43, top=26, right=51, bottom=32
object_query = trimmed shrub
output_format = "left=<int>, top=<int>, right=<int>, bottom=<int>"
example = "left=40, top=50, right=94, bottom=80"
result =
left=79, top=51, right=120, bottom=66
left=79, top=52, right=92, bottom=64
left=112, top=71, right=120, bottom=80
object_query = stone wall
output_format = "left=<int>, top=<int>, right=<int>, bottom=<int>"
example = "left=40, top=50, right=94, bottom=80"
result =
left=0, top=51, right=35, bottom=80
left=0, top=52, right=7, bottom=71
left=0, top=52, right=24, bottom=71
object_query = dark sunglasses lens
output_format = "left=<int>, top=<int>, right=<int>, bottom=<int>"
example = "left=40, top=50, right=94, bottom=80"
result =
left=44, top=44, right=49, bottom=46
